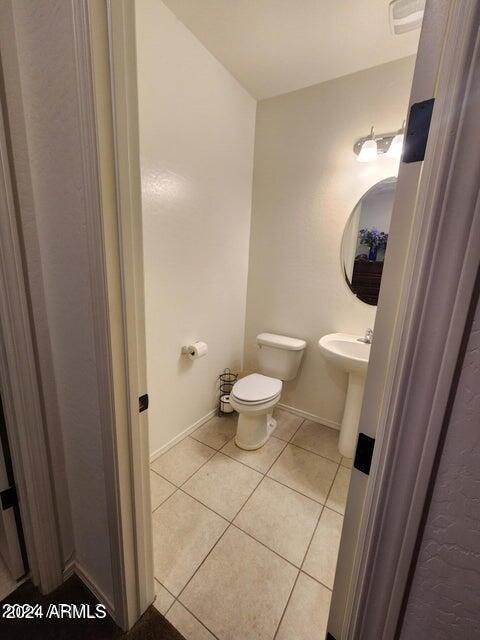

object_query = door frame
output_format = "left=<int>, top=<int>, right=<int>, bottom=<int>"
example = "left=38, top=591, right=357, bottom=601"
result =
left=82, top=0, right=154, bottom=629
left=344, top=2, right=480, bottom=637
left=0, top=61, right=63, bottom=593
left=80, top=0, right=480, bottom=634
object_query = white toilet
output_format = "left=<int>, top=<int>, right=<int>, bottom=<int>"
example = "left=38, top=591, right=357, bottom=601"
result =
left=229, top=333, right=307, bottom=450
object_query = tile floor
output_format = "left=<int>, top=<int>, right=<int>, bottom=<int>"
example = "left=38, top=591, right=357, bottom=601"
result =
left=150, top=409, right=352, bottom=640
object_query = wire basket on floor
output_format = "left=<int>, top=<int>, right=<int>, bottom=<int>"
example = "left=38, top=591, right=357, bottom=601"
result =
left=218, top=368, right=237, bottom=415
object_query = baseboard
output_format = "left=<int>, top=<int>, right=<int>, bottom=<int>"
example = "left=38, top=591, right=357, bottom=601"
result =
left=63, top=560, right=115, bottom=620
left=149, top=408, right=218, bottom=463
left=62, top=558, right=76, bottom=581
left=277, top=403, right=340, bottom=431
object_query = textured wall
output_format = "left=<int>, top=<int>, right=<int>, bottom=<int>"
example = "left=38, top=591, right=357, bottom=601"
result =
left=400, top=292, right=480, bottom=639
left=136, top=0, right=256, bottom=456
left=244, top=57, right=416, bottom=426
left=5, top=0, right=113, bottom=603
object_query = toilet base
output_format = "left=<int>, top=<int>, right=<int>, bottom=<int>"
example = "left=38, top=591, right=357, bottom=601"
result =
left=235, top=413, right=277, bottom=450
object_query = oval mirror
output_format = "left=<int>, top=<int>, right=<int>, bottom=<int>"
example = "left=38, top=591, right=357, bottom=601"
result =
left=341, top=177, right=396, bottom=306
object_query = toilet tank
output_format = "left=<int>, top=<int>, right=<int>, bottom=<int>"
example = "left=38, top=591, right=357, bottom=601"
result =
left=256, top=333, right=307, bottom=381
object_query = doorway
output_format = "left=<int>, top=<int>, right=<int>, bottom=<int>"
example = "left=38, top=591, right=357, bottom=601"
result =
left=132, top=2, right=423, bottom=638
left=93, top=0, right=474, bottom=637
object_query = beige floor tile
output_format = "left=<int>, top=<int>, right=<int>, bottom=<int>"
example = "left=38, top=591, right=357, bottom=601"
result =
left=291, top=420, right=342, bottom=463
left=302, top=507, right=343, bottom=589
left=180, top=526, right=298, bottom=640
left=341, top=456, right=353, bottom=469
left=326, top=466, right=351, bottom=515
left=151, top=437, right=215, bottom=486
left=166, top=602, right=216, bottom=640
left=221, top=436, right=286, bottom=473
left=150, top=471, right=176, bottom=511
left=153, top=579, right=175, bottom=615
left=267, top=444, right=338, bottom=504
left=152, top=491, right=227, bottom=595
left=191, top=415, right=237, bottom=450
left=276, top=572, right=331, bottom=640
left=234, top=477, right=322, bottom=566
left=182, top=452, right=262, bottom=520
left=273, top=408, right=304, bottom=441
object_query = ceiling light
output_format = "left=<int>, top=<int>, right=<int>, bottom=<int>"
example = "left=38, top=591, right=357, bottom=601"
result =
left=357, top=127, right=378, bottom=162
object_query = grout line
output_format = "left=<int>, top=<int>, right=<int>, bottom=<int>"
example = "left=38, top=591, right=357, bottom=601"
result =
left=177, top=449, right=235, bottom=490
left=229, top=522, right=304, bottom=572
left=151, top=437, right=217, bottom=488
left=285, top=416, right=306, bottom=442
left=300, top=504, right=325, bottom=571
left=272, top=568, right=301, bottom=640
left=176, top=523, right=232, bottom=600
left=176, top=485, right=232, bottom=524
left=323, top=461, right=344, bottom=512
left=325, top=503, right=347, bottom=517
left=284, top=440, right=343, bottom=467
left=154, top=577, right=177, bottom=601
left=218, top=434, right=287, bottom=475
left=229, top=474, right=264, bottom=522
left=150, top=466, right=177, bottom=485
left=174, top=600, right=222, bottom=640
left=300, top=567, right=334, bottom=593
left=189, top=431, right=235, bottom=452
left=164, top=598, right=175, bottom=617
left=263, top=474, right=327, bottom=506
left=287, top=440, right=343, bottom=465
left=151, top=487, right=180, bottom=515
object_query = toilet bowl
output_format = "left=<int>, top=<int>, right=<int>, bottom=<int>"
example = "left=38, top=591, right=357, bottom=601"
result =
left=230, top=374, right=282, bottom=449
left=231, top=333, right=306, bottom=450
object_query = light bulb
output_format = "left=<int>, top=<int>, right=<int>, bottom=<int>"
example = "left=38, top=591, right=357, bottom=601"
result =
left=387, top=133, right=404, bottom=159
left=357, top=138, right=378, bottom=162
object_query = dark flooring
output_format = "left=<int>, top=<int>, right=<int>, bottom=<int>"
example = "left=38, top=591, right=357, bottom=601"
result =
left=0, top=576, right=185, bottom=640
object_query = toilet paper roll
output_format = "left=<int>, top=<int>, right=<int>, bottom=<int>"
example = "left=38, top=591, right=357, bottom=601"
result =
left=220, top=395, right=234, bottom=414
left=186, top=341, right=208, bottom=360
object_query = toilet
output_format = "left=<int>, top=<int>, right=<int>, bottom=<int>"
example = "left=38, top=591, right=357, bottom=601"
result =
left=229, top=333, right=307, bottom=450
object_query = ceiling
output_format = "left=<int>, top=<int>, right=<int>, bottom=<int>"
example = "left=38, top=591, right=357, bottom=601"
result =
left=161, top=0, right=420, bottom=100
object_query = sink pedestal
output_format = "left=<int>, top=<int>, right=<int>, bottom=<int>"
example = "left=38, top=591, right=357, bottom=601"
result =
left=318, top=333, right=370, bottom=459
left=339, top=372, right=365, bottom=459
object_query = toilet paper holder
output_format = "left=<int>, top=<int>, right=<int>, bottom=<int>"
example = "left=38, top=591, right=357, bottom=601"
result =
left=181, top=341, right=208, bottom=360
left=218, top=368, right=238, bottom=416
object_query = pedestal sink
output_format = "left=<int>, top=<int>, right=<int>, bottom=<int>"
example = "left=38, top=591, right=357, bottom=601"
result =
left=318, top=333, right=371, bottom=458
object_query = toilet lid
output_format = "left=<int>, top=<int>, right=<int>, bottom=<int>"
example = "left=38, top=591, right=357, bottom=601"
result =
left=231, top=374, right=282, bottom=403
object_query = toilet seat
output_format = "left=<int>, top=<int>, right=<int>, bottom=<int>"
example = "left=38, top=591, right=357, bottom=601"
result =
left=231, top=373, right=282, bottom=405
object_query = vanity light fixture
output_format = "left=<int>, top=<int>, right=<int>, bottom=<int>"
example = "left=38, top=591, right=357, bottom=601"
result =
left=386, top=121, right=405, bottom=159
left=357, top=127, right=378, bottom=162
left=354, top=122, right=405, bottom=162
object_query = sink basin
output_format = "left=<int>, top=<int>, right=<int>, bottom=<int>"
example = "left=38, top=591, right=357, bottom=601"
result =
left=318, top=333, right=370, bottom=375
left=319, top=333, right=371, bottom=458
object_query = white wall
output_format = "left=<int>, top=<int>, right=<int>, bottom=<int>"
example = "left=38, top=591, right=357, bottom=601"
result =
left=136, top=0, right=256, bottom=456
left=2, top=0, right=113, bottom=603
left=244, top=57, right=416, bottom=427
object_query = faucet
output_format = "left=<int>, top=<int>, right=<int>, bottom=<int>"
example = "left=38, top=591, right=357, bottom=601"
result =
left=358, top=328, right=373, bottom=344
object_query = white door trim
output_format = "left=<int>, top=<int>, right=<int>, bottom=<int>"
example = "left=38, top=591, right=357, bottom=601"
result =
left=80, top=0, right=154, bottom=629
left=0, top=63, right=63, bottom=593
left=343, top=2, right=480, bottom=638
